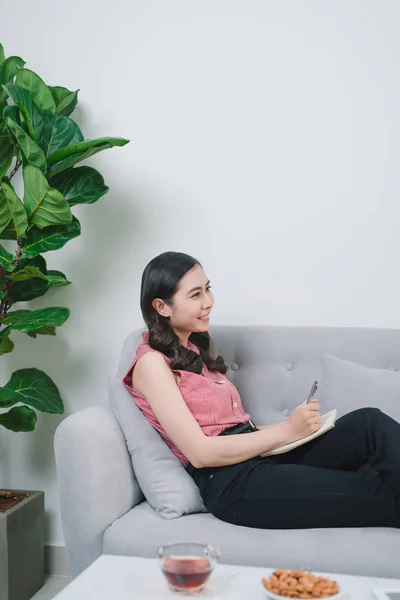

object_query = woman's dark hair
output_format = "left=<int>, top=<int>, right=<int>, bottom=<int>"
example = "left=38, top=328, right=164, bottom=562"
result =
left=140, top=251, right=227, bottom=374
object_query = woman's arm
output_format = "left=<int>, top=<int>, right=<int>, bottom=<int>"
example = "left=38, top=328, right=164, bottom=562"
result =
left=132, top=352, right=299, bottom=468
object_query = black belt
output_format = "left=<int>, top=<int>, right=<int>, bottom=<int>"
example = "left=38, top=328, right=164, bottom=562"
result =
left=219, top=419, right=259, bottom=436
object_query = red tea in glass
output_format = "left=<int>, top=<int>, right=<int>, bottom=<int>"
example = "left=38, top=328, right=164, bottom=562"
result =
left=162, top=557, right=212, bottom=592
left=158, top=543, right=220, bottom=594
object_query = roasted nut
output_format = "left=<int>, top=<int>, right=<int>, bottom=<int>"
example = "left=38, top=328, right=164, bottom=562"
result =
left=261, top=569, right=339, bottom=598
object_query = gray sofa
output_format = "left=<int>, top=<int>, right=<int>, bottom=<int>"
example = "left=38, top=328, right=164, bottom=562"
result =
left=54, top=325, right=400, bottom=579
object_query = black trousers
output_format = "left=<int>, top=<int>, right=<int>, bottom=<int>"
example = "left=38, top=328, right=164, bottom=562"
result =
left=187, top=408, right=400, bottom=529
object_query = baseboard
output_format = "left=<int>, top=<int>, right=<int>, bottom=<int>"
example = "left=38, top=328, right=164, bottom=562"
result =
left=45, top=544, right=71, bottom=577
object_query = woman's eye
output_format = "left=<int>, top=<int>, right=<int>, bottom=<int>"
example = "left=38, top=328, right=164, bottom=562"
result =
left=192, top=286, right=212, bottom=298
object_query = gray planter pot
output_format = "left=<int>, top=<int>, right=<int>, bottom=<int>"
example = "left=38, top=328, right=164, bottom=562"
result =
left=0, top=490, right=45, bottom=600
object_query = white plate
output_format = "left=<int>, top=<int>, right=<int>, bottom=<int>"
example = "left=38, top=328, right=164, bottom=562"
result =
left=262, top=585, right=345, bottom=600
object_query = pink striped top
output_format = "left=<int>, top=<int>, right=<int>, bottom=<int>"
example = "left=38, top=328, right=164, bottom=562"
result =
left=122, top=332, right=251, bottom=466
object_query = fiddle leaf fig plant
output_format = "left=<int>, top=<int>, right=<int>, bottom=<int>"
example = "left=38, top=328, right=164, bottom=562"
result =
left=0, top=43, right=129, bottom=432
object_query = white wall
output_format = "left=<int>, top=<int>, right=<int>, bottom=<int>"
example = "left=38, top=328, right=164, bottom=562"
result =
left=1, top=0, right=399, bottom=545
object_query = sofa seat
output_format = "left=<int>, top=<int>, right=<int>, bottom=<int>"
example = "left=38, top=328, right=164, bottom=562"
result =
left=103, top=500, right=400, bottom=578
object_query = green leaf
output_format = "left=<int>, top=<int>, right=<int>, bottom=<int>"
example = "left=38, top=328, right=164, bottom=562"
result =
left=0, top=56, right=25, bottom=86
left=2, top=368, right=64, bottom=414
left=0, top=221, right=18, bottom=240
left=0, top=76, right=8, bottom=105
left=0, top=189, right=12, bottom=235
left=5, top=116, right=47, bottom=173
left=22, top=216, right=81, bottom=258
left=41, top=111, right=83, bottom=159
left=0, top=120, right=14, bottom=178
left=17, top=252, right=47, bottom=274
left=0, top=337, right=14, bottom=355
left=6, top=264, right=70, bottom=288
left=0, top=325, right=11, bottom=338
left=48, top=143, right=110, bottom=176
left=0, top=152, right=13, bottom=180
left=0, top=143, right=23, bottom=240
left=47, top=269, right=71, bottom=287
left=4, top=104, right=21, bottom=126
left=0, top=93, right=7, bottom=109
left=27, top=325, right=56, bottom=338
left=4, top=83, right=34, bottom=138
left=0, top=178, right=28, bottom=238
left=47, top=137, right=130, bottom=176
left=49, top=166, right=109, bottom=206
left=0, top=243, right=14, bottom=272
left=2, top=308, right=30, bottom=318
left=48, top=137, right=129, bottom=164
left=7, top=277, right=49, bottom=303
left=0, top=406, right=37, bottom=432
left=23, top=217, right=81, bottom=258
left=1, top=110, right=8, bottom=126
left=15, top=69, right=56, bottom=112
left=6, top=255, right=48, bottom=303
left=0, top=386, right=15, bottom=406
left=2, top=306, right=70, bottom=333
left=23, top=165, right=72, bottom=229
left=3, top=258, right=70, bottom=300
left=6, top=265, right=48, bottom=282
left=0, top=44, right=5, bottom=65
left=3, top=83, right=43, bottom=143
left=49, top=86, right=79, bottom=117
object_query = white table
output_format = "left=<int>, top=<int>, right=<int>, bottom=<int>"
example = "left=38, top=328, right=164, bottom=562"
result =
left=53, top=555, right=400, bottom=599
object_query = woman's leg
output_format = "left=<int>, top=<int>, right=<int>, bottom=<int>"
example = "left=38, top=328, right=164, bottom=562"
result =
left=278, top=408, right=400, bottom=493
left=197, top=455, right=400, bottom=529
left=194, top=407, right=400, bottom=529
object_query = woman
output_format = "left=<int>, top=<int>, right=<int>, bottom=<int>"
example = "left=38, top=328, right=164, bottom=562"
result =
left=123, top=251, right=400, bottom=529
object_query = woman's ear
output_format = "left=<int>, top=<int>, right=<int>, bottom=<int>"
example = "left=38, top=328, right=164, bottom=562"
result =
left=152, top=298, right=170, bottom=318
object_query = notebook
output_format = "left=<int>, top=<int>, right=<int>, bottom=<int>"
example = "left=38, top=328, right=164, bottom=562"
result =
left=260, top=409, right=337, bottom=457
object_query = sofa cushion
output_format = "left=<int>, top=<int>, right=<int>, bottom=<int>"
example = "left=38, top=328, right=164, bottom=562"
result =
left=108, top=377, right=207, bottom=519
left=322, top=353, right=400, bottom=422
left=103, top=501, right=400, bottom=578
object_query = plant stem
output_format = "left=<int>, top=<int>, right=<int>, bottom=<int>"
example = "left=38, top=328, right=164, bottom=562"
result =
left=0, top=238, right=25, bottom=317
left=9, top=159, right=22, bottom=181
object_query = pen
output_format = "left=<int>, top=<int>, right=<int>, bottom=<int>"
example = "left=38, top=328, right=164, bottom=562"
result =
left=306, top=381, right=318, bottom=404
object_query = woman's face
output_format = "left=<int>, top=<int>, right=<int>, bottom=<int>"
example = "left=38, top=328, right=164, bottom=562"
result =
left=153, top=265, right=214, bottom=337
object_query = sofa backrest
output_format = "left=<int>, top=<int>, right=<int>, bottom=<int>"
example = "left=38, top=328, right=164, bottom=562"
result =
left=117, top=325, right=400, bottom=426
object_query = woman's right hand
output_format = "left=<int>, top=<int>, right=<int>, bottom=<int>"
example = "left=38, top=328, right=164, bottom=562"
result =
left=286, top=399, right=322, bottom=441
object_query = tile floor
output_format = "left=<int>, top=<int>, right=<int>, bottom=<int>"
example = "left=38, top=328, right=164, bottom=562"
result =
left=31, top=576, right=72, bottom=600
